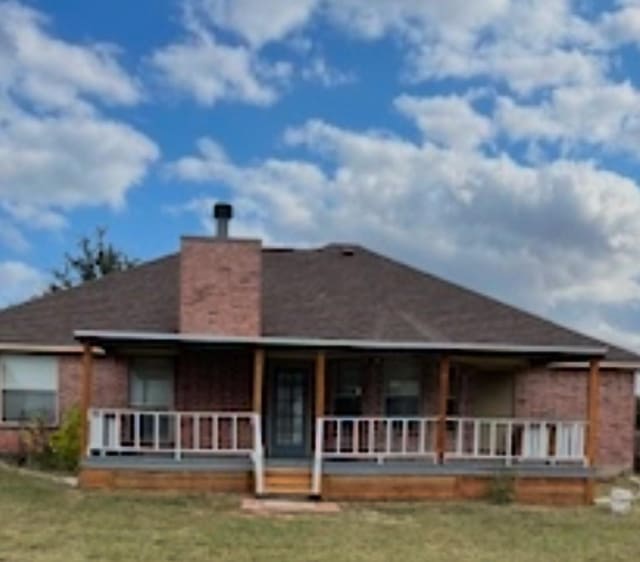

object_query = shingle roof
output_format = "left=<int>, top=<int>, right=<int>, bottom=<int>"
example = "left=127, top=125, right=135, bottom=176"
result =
left=0, top=244, right=636, bottom=361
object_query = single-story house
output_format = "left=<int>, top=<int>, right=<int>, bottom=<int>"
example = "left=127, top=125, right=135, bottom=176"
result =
left=0, top=203, right=637, bottom=505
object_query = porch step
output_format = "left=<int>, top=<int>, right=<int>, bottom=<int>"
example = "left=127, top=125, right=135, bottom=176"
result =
left=263, top=467, right=312, bottom=497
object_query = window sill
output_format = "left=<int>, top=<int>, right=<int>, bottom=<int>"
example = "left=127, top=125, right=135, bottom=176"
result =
left=0, top=421, right=59, bottom=429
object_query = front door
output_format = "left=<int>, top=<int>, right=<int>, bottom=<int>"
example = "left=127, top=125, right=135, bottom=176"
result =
left=268, top=365, right=311, bottom=458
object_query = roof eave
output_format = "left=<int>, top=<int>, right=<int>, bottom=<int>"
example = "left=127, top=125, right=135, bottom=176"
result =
left=73, top=329, right=608, bottom=359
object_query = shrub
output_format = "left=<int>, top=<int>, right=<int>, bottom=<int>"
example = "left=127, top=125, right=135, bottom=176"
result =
left=49, top=406, right=81, bottom=472
left=18, top=418, right=55, bottom=469
left=487, top=472, right=515, bottom=505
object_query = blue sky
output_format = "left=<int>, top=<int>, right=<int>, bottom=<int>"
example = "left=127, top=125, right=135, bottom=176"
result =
left=2, top=0, right=640, bottom=352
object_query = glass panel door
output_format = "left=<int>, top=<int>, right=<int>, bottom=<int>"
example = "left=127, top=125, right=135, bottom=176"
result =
left=269, top=366, right=310, bottom=458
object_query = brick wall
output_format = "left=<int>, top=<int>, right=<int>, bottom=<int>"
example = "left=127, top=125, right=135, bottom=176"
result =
left=515, top=367, right=635, bottom=475
left=175, top=350, right=252, bottom=410
left=0, top=354, right=128, bottom=455
left=179, top=237, right=261, bottom=336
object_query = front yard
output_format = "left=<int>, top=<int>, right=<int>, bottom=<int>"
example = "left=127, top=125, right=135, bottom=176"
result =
left=0, top=469, right=638, bottom=562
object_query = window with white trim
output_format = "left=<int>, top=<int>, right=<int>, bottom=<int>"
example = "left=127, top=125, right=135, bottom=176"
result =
left=129, top=357, right=175, bottom=445
left=384, top=358, right=421, bottom=416
left=1, top=355, right=58, bottom=424
left=129, top=358, right=174, bottom=409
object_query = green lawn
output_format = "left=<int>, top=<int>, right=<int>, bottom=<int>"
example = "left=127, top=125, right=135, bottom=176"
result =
left=0, top=469, right=638, bottom=562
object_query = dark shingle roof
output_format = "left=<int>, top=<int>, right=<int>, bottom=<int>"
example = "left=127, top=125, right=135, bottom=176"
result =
left=0, top=244, right=636, bottom=361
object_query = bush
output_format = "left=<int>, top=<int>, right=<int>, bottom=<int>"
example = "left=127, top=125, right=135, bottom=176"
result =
left=487, top=472, right=515, bottom=505
left=16, top=406, right=82, bottom=472
left=18, top=417, right=55, bottom=469
left=49, top=406, right=81, bottom=472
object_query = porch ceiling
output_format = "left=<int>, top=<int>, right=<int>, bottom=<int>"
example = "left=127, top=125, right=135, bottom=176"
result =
left=74, top=329, right=607, bottom=361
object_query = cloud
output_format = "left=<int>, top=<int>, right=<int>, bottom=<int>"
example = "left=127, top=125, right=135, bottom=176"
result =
left=300, top=56, right=354, bottom=87
left=0, top=260, right=46, bottom=307
left=0, top=2, right=141, bottom=112
left=169, top=115, right=640, bottom=352
left=496, top=82, right=640, bottom=158
left=0, top=113, right=158, bottom=209
left=0, top=2, right=158, bottom=260
left=191, top=0, right=318, bottom=47
left=151, top=33, right=285, bottom=106
left=0, top=220, right=29, bottom=253
left=394, top=94, right=493, bottom=150
left=151, top=0, right=293, bottom=106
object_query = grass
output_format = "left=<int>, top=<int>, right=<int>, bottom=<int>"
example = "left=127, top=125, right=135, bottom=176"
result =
left=0, top=469, right=639, bottom=562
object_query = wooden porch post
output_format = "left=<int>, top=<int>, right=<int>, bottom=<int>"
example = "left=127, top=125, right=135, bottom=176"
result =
left=253, top=348, right=265, bottom=414
left=312, top=351, right=327, bottom=496
left=436, top=355, right=450, bottom=464
left=585, top=358, right=600, bottom=503
left=252, top=348, right=266, bottom=495
left=80, top=343, right=93, bottom=460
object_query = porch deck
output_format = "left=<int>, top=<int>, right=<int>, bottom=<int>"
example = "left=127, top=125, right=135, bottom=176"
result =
left=83, top=454, right=590, bottom=478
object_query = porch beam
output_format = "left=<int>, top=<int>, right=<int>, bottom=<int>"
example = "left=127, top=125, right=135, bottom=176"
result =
left=315, top=351, right=326, bottom=418
left=252, top=348, right=265, bottom=414
left=585, top=358, right=600, bottom=503
left=80, top=342, right=93, bottom=460
left=436, top=355, right=450, bottom=463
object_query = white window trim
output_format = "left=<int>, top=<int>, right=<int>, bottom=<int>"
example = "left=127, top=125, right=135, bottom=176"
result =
left=0, top=354, right=60, bottom=428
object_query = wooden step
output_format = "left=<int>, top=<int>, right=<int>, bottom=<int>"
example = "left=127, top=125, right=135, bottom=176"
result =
left=264, top=467, right=312, bottom=496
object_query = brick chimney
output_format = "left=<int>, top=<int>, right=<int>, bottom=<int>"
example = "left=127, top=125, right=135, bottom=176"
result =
left=179, top=203, right=261, bottom=336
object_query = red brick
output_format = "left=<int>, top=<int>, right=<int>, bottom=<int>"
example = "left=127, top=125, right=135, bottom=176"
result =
left=179, top=237, right=261, bottom=336
left=515, top=367, right=635, bottom=475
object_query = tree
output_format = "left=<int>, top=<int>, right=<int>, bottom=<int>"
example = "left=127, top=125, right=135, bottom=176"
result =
left=49, top=227, right=138, bottom=291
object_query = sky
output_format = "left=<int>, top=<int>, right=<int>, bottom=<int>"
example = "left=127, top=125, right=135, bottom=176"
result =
left=2, top=0, right=640, bottom=353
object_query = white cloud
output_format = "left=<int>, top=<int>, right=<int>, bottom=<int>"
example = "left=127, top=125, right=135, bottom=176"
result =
left=0, top=220, right=29, bottom=253
left=599, top=3, right=640, bottom=45
left=0, top=2, right=141, bottom=112
left=300, top=56, right=354, bottom=87
left=192, top=0, right=318, bottom=47
left=151, top=33, right=282, bottom=106
left=0, top=113, right=158, bottom=209
left=496, top=82, right=640, bottom=157
left=0, top=260, right=46, bottom=307
left=0, top=2, right=158, bottom=256
left=0, top=202, right=67, bottom=231
left=394, top=94, right=493, bottom=150
left=151, top=1, right=293, bottom=106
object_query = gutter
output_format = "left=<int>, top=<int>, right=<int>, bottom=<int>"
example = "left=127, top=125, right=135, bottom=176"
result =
left=73, top=329, right=607, bottom=358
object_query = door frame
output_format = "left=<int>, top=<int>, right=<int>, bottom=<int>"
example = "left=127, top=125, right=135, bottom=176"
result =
left=265, top=359, right=314, bottom=459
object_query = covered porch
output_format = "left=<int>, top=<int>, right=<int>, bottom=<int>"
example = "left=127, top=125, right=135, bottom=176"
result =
left=76, top=331, right=604, bottom=504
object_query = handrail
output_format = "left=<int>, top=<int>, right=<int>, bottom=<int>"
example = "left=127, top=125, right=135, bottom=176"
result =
left=444, top=416, right=587, bottom=464
left=88, top=408, right=257, bottom=457
left=319, top=416, right=439, bottom=459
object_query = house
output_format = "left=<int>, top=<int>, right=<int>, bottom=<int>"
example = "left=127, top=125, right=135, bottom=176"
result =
left=0, top=203, right=636, bottom=505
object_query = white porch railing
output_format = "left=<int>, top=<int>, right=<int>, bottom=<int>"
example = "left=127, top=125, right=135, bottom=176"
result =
left=88, top=408, right=265, bottom=493
left=313, top=416, right=438, bottom=494
left=444, top=417, right=587, bottom=465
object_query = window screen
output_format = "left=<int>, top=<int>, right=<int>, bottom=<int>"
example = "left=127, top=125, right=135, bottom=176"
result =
left=129, top=358, right=174, bottom=409
left=384, top=358, right=420, bottom=416
left=1, top=355, right=57, bottom=423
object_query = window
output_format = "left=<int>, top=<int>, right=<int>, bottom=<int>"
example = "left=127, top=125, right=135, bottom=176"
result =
left=384, top=358, right=420, bottom=416
left=1, top=355, right=57, bottom=424
left=332, top=361, right=363, bottom=415
left=129, top=358, right=174, bottom=409
left=447, top=368, right=462, bottom=417
left=129, top=358, right=174, bottom=445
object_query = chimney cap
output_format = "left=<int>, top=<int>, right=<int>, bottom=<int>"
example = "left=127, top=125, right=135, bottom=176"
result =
left=213, top=202, right=233, bottom=220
